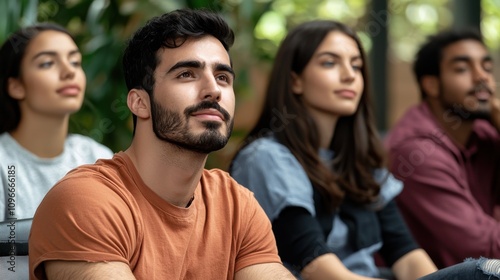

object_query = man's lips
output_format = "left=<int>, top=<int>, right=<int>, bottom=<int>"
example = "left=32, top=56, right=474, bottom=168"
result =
left=470, top=82, right=493, bottom=102
left=191, top=108, right=224, bottom=121
left=57, top=85, right=81, bottom=96
left=473, top=90, right=491, bottom=101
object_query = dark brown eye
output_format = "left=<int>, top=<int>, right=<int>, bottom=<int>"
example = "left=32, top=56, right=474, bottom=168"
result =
left=483, top=61, right=494, bottom=73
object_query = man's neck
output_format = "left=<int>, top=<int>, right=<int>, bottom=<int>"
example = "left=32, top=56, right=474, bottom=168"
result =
left=427, top=101, right=474, bottom=148
left=125, top=138, right=208, bottom=208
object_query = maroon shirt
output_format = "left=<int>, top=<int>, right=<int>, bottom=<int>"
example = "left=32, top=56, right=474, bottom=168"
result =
left=385, top=102, right=500, bottom=268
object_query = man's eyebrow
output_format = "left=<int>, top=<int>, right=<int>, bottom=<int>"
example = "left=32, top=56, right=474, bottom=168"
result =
left=214, top=63, right=235, bottom=78
left=167, top=60, right=235, bottom=78
left=32, top=49, right=80, bottom=61
left=167, top=60, right=203, bottom=74
left=483, top=55, right=493, bottom=63
left=450, top=55, right=493, bottom=63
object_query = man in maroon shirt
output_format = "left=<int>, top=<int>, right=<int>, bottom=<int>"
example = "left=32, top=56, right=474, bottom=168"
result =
left=386, top=28, right=500, bottom=268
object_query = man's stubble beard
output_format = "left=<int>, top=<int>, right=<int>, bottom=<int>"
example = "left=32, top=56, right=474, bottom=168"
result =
left=150, top=98, right=234, bottom=154
left=438, top=83, right=493, bottom=122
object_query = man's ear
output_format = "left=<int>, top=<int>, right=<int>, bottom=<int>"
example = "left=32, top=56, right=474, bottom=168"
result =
left=127, top=89, right=151, bottom=120
left=421, top=76, right=440, bottom=98
left=7, top=78, right=25, bottom=100
left=291, top=72, right=303, bottom=95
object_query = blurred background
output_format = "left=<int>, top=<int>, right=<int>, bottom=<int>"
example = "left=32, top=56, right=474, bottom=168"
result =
left=1, top=0, right=499, bottom=170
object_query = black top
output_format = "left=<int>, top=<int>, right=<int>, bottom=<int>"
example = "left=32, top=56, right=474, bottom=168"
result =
left=272, top=198, right=418, bottom=272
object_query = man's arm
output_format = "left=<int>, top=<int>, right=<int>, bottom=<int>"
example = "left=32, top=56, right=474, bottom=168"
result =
left=235, top=263, right=296, bottom=280
left=29, top=175, right=137, bottom=279
left=233, top=191, right=298, bottom=278
left=45, top=261, right=135, bottom=280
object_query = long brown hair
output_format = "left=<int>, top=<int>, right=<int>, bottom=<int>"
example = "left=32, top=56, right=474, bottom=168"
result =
left=231, top=20, right=385, bottom=211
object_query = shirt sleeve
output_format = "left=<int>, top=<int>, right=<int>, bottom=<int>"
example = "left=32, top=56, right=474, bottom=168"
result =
left=272, top=206, right=332, bottom=271
left=376, top=199, right=419, bottom=267
left=367, top=168, right=403, bottom=211
left=29, top=173, right=138, bottom=279
left=234, top=191, right=283, bottom=272
left=231, top=138, right=316, bottom=221
left=388, top=139, right=500, bottom=267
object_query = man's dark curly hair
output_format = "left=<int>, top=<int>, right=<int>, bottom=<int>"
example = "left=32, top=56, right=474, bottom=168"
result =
left=122, top=8, right=234, bottom=132
left=413, top=28, right=483, bottom=99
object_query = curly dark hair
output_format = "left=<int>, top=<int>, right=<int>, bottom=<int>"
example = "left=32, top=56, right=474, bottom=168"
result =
left=122, top=8, right=235, bottom=133
left=414, top=28, right=483, bottom=99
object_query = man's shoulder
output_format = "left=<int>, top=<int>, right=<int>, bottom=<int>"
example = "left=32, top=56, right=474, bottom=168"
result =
left=386, top=103, right=442, bottom=148
left=391, top=103, right=432, bottom=130
left=39, top=160, right=135, bottom=222
left=202, top=168, right=244, bottom=188
left=55, top=155, right=128, bottom=194
left=201, top=168, right=254, bottom=198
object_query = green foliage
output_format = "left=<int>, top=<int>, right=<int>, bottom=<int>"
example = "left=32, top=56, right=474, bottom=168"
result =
left=483, top=0, right=500, bottom=49
left=0, top=0, right=266, bottom=169
left=0, top=0, right=38, bottom=39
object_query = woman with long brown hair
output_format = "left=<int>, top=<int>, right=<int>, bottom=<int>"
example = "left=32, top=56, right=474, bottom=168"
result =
left=230, top=20, right=436, bottom=279
left=0, top=23, right=113, bottom=222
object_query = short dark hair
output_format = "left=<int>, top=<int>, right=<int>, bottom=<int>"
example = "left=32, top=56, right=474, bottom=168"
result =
left=122, top=8, right=235, bottom=132
left=413, top=28, right=484, bottom=99
left=0, top=23, right=73, bottom=133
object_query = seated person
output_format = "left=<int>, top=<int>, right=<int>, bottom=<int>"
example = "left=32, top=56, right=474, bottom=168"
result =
left=28, top=9, right=296, bottom=280
left=0, top=22, right=113, bottom=280
left=230, top=19, right=437, bottom=280
left=385, top=28, right=500, bottom=268
left=0, top=23, right=113, bottom=222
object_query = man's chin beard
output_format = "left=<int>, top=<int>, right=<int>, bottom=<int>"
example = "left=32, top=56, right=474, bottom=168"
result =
left=153, top=128, right=230, bottom=154
left=163, top=141, right=226, bottom=154
left=448, top=103, right=491, bottom=121
left=149, top=99, right=234, bottom=154
left=466, top=110, right=491, bottom=121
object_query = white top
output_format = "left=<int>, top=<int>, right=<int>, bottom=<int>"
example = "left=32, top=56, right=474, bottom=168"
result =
left=0, top=133, right=114, bottom=221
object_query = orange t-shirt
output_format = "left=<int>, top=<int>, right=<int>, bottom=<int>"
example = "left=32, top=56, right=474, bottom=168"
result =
left=29, top=152, right=281, bottom=279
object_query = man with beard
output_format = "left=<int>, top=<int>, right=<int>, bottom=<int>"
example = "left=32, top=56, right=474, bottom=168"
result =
left=28, top=9, right=295, bottom=280
left=385, top=28, right=500, bottom=269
